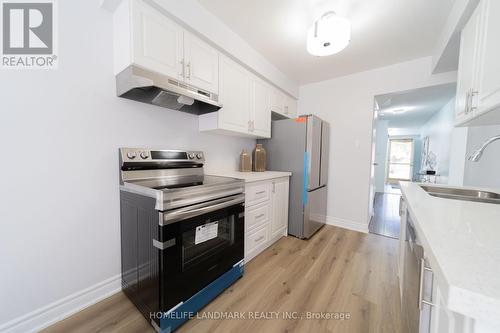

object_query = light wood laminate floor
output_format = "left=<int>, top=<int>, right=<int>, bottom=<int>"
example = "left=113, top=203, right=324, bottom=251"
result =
left=43, top=225, right=404, bottom=333
left=369, top=192, right=402, bottom=239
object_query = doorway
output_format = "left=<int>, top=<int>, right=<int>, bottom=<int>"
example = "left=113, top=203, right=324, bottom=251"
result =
left=368, top=83, right=457, bottom=239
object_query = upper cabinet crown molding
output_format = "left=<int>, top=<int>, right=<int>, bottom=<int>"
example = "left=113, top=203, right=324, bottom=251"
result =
left=455, top=0, right=500, bottom=126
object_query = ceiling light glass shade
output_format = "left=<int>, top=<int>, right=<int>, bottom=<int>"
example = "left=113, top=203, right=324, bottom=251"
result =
left=307, top=12, right=351, bottom=56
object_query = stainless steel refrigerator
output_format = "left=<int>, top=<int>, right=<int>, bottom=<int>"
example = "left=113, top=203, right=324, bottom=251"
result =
left=259, top=115, right=329, bottom=239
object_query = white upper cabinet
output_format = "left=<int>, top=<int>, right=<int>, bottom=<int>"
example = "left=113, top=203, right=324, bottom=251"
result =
left=456, top=0, right=500, bottom=126
left=284, top=94, right=298, bottom=118
left=270, top=88, right=285, bottom=115
left=199, top=54, right=272, bottom=138
left=250, top=75, right=271, bottom=138
left=270, top=88, right=298, bottom=119
left=114, top=0, right=297, bottom=138
left=476, top=0, right=500, bottom=116
left=183, top=31, right=219, bottom=93
left=131, top=0, right=184, bottom=80
left=215, top=54, right=251, bottom=133
left=115, top=0, right=219, bottom=94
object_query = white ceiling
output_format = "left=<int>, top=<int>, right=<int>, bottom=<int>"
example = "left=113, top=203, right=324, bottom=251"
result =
left=375, top=83, right=457, bottom=128
left=197, top=0, right=455, bottom=84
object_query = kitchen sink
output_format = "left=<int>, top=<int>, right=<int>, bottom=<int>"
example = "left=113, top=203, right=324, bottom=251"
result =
left=420, top=185, right=500, bottom=205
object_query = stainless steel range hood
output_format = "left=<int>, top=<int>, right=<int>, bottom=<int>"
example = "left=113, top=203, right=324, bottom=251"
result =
left=116, top=65, right=222, bottom=115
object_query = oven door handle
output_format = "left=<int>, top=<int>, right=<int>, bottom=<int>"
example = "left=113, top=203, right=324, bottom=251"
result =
left=160, top=194, right=245, bottom=225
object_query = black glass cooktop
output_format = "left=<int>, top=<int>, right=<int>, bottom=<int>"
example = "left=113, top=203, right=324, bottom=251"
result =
left=131, top=175, right=239, bottom=191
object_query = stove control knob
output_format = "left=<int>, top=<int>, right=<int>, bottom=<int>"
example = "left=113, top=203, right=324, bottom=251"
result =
left=140, top=151, right=149, bottom=159
left=127, top=152, right=137, bottom=159
left=196, top=153, right=203, bottom=159
left=188, top=153, right=195, bottom=159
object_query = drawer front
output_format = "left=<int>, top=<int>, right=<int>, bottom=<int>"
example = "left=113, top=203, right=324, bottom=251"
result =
left=245, top=225, right=268, bottom=254
left=246, top=202, right=270, bottom=231
left=246, top=182, right=271, bottom=206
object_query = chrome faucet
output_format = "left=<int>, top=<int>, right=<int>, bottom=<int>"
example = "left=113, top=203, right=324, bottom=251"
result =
left=468, top=135, right=500, bottom=162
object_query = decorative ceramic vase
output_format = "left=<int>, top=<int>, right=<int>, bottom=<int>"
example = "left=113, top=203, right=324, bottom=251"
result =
left=239, top=149, right=252, bottom=172
left=252, top=144, right=266, bottom=172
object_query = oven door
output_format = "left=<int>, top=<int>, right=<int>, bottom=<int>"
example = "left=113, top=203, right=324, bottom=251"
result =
left=156, top=194, right=244, bottom=311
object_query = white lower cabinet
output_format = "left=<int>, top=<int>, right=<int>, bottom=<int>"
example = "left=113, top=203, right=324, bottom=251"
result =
left=398, top=205, right=477, bottom=333
left=429, top=279, right=474, bottom=333
left=244, top=177, right=289, bottom=262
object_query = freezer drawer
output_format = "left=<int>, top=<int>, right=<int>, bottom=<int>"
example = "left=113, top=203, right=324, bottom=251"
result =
left=303, top=185, right=327, bottom=238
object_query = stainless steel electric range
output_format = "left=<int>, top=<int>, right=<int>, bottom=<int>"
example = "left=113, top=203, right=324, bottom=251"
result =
left=119, top=148, right=245, bottom=333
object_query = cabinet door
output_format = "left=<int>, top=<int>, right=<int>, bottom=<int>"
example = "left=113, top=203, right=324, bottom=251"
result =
left=132, top=0, right=184, bottom=80
left=217, top=54, right=251, bottom=133
left=270, top=88, right=284, bottom=115
left=250, top=76, right=271, bottom=138
left=476, top=0, right=500, bottom=116
left=429, top=277, right=473, bottom=333
left=455, top=3, right=482, bottom=124
left=184, top=31, right=219, bottom=94
left=285, top=96, right=298, bottom=118
left=270, top=179, right=289, bottom=238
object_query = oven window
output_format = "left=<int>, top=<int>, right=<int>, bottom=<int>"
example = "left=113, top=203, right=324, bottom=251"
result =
left=181, top=216, right=235, bottom=271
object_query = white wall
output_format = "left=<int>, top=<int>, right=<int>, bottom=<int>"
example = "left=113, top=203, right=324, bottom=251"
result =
left=0, top=1, right=256, bottom=330
left=419, top=98, right=455, bottom=183
left=374, top=121, right=389, bottom=193
left=448, top=127, right=469, bottom=186
left=463, top=125, right=500, bottom=189
left=299, top=57, right=456, bottom=230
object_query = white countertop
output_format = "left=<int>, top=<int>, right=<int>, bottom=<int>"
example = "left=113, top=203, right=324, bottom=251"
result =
left=400, top=182, right=500, bottom=324
left=208, top=171, right=291, bottom=182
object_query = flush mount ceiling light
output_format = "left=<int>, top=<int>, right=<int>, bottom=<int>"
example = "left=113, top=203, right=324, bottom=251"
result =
left=307, top=11, right=351, bottom=56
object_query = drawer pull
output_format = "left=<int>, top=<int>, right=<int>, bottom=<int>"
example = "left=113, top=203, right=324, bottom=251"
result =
left=255, top=190, right=266, bottom=195
left=255, top=236, right=265, bottom=242
left=256, top=213, right=265, bottom=219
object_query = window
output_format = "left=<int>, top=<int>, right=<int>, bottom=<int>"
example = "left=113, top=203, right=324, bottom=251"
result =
left=387, top=139, right=414, bottom=183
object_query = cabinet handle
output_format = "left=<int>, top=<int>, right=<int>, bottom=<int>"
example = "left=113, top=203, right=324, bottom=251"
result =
left=255, top=235, right=265, bottom=242
left=272, top=182, right=276, bottom=193
left=186, top=62, right=191, bottom=79
left=464, top=89, right=469, bottom=114
left=256, top=213, right=265, bottom=219
left=399, top=197, right=404, bottom=216
left=255, top=190, right=266, bottom=195
left=418, top=258, right=435, bottom=309
left=285, top=105, right=289, bottom=114
left=470, top=90, right=479, bottom=112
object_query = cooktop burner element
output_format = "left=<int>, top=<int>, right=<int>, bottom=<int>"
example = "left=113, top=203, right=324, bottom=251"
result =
left=119, top=148, right=244, bottom=211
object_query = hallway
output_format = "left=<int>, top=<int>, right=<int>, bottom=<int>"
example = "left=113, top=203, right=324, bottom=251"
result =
left=368, top=189, right=401, bottom=239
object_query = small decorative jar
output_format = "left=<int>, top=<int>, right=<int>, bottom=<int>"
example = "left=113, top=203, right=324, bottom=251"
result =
left=253, top=144, right=266, bottom=172
left=239, top=149, right=252, bottom=172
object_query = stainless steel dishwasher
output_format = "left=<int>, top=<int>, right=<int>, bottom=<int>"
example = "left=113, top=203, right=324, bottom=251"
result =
left=402, top=211, right=434, bottom=333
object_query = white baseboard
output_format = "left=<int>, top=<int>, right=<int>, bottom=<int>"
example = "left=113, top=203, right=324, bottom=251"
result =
left=311, top=214, right=369, bottom=234
left=0, top=274, right=122, bottom=333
